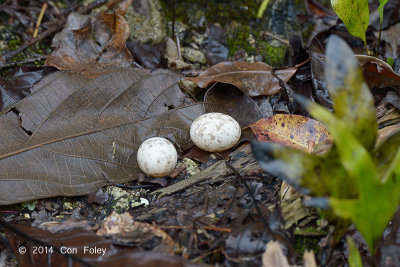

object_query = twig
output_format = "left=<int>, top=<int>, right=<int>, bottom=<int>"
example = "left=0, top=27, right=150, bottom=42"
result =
left=0, top=55, right=47, bottom=68
left=159, top=224, right=232, bottom=232
left=192, top=248, right=223, bottom=263
left=33, top=2, right=48, bottom=38
left=263, top=31, right=290, bottom=47
left=0, top=0, right=107, bottom=68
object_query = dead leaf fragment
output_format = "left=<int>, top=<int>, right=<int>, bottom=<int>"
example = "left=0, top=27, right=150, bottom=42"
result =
left=357, top=55, right=400, bottom=92
left=262, top=241, right=291, bottom=267
left=262, top=241, right=317, bottom=267
left=185, top=61, right=300, bottom=96
left=46, top=7, right=133, bottom=78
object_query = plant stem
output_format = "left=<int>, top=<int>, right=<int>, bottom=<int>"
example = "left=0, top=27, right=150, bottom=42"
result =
left=172, top=0, right=175, bottom=39
left=376, top=19, right=383, bottom=57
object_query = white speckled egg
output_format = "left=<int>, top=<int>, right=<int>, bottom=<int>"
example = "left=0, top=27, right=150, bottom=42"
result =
left=137, top=137, right=177, bottom=177
left=190, top=113, right=241, bottom=152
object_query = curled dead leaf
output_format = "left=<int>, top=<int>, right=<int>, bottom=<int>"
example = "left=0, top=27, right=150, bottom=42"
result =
left=185, top=61, right=304, bottom=96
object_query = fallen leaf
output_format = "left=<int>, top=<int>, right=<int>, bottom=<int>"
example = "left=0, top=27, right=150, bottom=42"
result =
left=357, top=55, right=400, bottom=92
left=185, top=61, right=301, bottom=96
left=45, top=2, right=133, bottom=78
left=126, top=39, right=167, bottom=69
left=304, top=0, right=335, bottom=17
left=249, top=114, right=332, bottom=152
left=0, top=66, right=57, bottom=110
left=0, top=68, right=207, bottom=205
left=204, top=83, right=264, bottom=127
left=382, top=91, right=400, bottom=111
left=3, top=221, right=198, bottom=267
left=377, top=124, right=400, bottom=148
left=97, top=211, right=174, bottom=254
left=262, top=241, right=291, bottom=267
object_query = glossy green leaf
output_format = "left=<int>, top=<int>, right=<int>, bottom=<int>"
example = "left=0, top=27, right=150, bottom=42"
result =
left=331, top=0, right=369, bottom=44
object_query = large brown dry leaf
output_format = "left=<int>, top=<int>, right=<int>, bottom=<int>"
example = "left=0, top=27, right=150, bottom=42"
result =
left=185, top=61, right=300, bottom=96
left=249, top=114, right=332, bottom=152
left=45, top=4, right=133, bottom=78
left=4, top=222, right=198, bottom=267
left=0, top=68, right=206, bottom=205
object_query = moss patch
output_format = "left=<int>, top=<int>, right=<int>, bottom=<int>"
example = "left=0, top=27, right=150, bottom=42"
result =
left=162, top=0, right=290, bottom=66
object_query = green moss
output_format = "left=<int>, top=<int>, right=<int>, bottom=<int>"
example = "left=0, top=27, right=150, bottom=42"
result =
left=161, top=0, right=292, bottom=66
left=226, top=23, right=287, bottom=66
left=162, top=0, right=259, bottom=27
left=294, top=226, right=327, bottom=235
left=0, top=25, right=50, bottom=75
left=294, top=235, right=320, bottom=258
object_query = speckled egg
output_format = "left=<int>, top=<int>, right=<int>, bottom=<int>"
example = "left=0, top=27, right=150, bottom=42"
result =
left=137, top=137, right=177, bottom=177
left=190, top=113, right=241, bottom=152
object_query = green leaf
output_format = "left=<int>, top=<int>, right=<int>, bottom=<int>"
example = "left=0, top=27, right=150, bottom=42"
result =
left=378, top=0, right=389, bottom=22
left=253, top=35, right=400, bottom=253
left=387, top=57, right=394, bottom=67
left=257, top=0, right=270, bottom=18
left=347, top=237, right=363, bottom=267
left=331, top=0, right=369, bottom=44
left=21, top=200, right=37, bottom=211
left=251, top=142, right=355, bottom=198
left=325, top=35, right=377, bottom=150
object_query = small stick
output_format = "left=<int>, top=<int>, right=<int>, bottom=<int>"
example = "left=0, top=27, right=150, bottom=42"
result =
left=33, top=2, right=48, bottom=38
left=263, top=31, right=290, bottom=47
left=0, top=55, right=47, bottom=68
